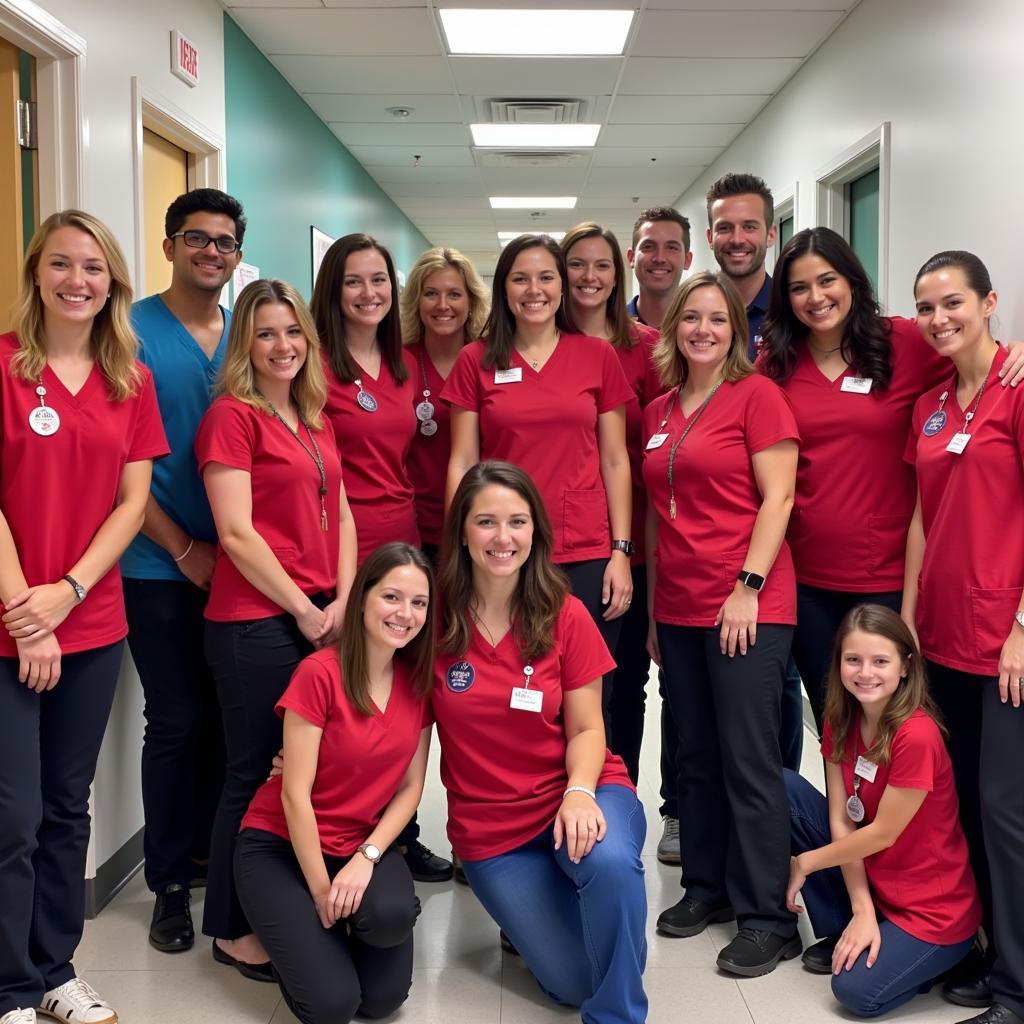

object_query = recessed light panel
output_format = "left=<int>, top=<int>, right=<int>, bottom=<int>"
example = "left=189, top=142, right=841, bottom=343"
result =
left=440, top=9, right=633, bottom=56
left=490, top=197, right=578, bottom=209
left=472, top=124, right=601, bottom=148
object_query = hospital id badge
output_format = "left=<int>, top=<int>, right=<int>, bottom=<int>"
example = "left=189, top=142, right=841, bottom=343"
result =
left=854, top=756, right=878, bottom=783
left=510, top=687, right=543, bottom=713
left=946, top=432, right=971, bottom=454
left=494, top=368, right=523, bottom=384
left=646, top=432, right=668, bottom=450
left=841, top=377, right=873, bottom=394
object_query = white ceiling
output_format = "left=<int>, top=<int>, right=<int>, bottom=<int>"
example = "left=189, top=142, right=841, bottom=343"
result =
left=223, top=0, right=859, bottom=274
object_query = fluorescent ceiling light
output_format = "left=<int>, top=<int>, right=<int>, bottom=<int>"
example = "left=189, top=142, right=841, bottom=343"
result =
left=472, top=124, right=600, bottom=148
left=490, top=197, right=578, bottom=209
left=498, top=231, right=566, bottom=245
left=440, top=9, right=633, bottom=56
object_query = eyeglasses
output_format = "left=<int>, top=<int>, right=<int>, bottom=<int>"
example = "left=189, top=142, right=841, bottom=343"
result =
left=169, top=230, right=241, bottom=254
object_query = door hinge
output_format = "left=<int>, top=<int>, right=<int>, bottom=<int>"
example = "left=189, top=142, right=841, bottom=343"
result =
left=17, top=99, right=37, bottom=150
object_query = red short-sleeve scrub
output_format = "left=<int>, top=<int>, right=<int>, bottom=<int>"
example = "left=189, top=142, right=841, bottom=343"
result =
left=0, top=332, right=169, bottom=657
left=441, top=335, right=634, bottom=565
left=323, top=353, right=420, bottom=565
left=430, top=596, right=633, bottom=862
left=195, top=395, right=344, bottom=622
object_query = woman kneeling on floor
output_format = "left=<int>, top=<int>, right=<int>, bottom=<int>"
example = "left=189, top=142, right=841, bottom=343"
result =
left=234, top=542, right=435, bottom=1024
left=785, top=604, right=979, bottom=1018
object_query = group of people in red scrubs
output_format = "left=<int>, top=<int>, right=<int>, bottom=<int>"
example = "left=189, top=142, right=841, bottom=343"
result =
left=3, top=174, right=1024, bottom=1024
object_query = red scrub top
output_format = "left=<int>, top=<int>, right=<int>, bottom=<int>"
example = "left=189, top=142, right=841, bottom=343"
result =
left=243, top=648, right=428, bottom=856
left=431, top=596, right=633, bottom=861
left=442, top=335, right=633, bottom=564
left=821, top=711, right=981, bottom=944
left=642, top=373, right=800, bottom=626
left=905, top=344, right=1024, bottom=675
left=617, top=323, right=665, bottom=565
left=195, top=395, right=342, bottom=622
left=0, top=333, right=168, bottom=657
left=771, top=317, right=947, bottom=592
left=323, top=352, right=420, bottom=565
left=405, top=341, right=454, bottom=548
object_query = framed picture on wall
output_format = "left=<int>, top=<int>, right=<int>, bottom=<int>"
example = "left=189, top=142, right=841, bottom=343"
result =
left=311, top=227, right=335, bottom=288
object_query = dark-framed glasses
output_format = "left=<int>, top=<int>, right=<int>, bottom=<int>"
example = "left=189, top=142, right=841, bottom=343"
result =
left=169, top=230, right=241, bottom=254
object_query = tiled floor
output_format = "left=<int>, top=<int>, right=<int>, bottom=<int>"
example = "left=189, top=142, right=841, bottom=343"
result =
left=77, top=690, right=968, bottom=1023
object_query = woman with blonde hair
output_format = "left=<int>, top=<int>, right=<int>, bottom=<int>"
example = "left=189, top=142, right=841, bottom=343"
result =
left=644, top=271, right=802, bottom=976
left=195, top=278, right=356, bottom=981
left=0, top=210, right=168, bottom=1024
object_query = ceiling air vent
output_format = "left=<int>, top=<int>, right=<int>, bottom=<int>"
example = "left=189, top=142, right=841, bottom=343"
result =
left=475, top=150, right=588, bottom=168
left=486, top=99, right=586, bottom=124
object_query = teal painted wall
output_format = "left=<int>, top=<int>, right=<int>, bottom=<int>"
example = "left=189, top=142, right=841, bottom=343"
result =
left=224, top=15, right=430, bottom=299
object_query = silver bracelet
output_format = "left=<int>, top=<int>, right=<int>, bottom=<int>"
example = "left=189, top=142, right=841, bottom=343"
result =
left=563, top=785, right=597, bottom=801
left=173, top=539, right=194, bottom=563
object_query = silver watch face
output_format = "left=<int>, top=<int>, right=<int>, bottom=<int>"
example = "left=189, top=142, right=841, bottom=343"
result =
left=362, top=844, right=381, bottom=862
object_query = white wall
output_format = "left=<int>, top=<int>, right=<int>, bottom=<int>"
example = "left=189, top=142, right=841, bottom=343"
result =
left=8, top=0, right=229, bottom=872
left=676, top=0, right=1024, bottom=335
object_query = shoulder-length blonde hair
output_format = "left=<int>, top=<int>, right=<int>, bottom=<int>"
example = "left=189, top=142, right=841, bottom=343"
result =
left=652, top=271, right=753, bottom=389
left=217, top=279, right=328, bottom=429
left=12, top=210, right=140, bottom=400
left=561, top=222, right=635, bottom=349
left=338, top=542, right=436, bottom=714
left=401, top=247, right=489, bottom=346
left=824, top=604, right=945, bottom=766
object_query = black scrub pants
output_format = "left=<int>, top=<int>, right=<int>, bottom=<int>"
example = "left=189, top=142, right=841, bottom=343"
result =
left=0, top=642, right=123, bottom=1016
left=124, top=578, right=224, bottom=892
left=235, top=830, right=418, bottom=1024
left=657, top=622, right=797, bottom=936
left=202, top=607, right=319, bottom=939
left=607, top=564, right=650, bottom=783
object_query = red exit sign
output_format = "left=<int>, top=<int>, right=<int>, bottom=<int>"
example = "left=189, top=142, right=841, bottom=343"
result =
left=171, top=30, right=199, bottom=87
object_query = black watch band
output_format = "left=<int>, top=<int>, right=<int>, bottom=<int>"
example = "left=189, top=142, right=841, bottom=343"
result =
left=611, top=539, right=635, bottom=556
left=736, top=569, right=766, bottom=593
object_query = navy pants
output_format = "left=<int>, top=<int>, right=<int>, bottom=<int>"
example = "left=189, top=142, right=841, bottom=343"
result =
left=124, top=578, right=224, bottom=892
left=0, top=642, right=123, bottom=1015
left=785, top=769, right=972, bottom=1017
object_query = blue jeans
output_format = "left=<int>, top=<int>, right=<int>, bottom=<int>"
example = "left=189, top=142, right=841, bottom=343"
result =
left=461, top=785, right=647, bottom=1024
left=785, top=769, right=973, bottom=1017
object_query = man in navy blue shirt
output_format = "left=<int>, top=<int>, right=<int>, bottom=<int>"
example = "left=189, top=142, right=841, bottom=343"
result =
left=626, top=206, right=693, bottom=329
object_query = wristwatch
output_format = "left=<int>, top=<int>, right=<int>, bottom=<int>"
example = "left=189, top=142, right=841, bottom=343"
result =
left=63, top=574, right=87, bottom=602
left=611, top=539, right=635, bottom=556
left=1015, top=610, right=1024, bottom=630
left=357, top=843, right=382, bottom=864
left=736, top=570, right=766, bottom=593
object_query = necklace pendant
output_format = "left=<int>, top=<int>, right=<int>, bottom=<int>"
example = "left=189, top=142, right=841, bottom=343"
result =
left=357, top=389, right=378, bottom=413
left=321, top=507, right=328, bottom=532
left=669, top=495, right=677, bottom=520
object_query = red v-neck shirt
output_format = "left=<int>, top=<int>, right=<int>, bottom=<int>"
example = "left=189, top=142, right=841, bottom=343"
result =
left=323, top=352, right=420, bottom=565
left=430, top=596, right=632, bottom=860
left=769, top=317, right=948, bottom=592
left=905, top=344, right=1024, bottom=674
left=0, top=332, right=168, bottom=656
left=242, top=648, right=429, bottom=857
left=442, top=335, right=633, bottom=564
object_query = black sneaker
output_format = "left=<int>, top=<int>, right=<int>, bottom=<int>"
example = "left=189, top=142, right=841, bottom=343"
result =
left=801, top=935, right=839, bottom=974
left=656, top=895, right=735, bottom=937
left=149, top=884, right=194, bottom=953
left=403, top=841, right=454, bottom=882
left=717, top=927, right=802, bottom=977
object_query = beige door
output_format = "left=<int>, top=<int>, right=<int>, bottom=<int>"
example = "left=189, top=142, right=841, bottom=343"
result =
left=142, top=127, right=188, bottom=295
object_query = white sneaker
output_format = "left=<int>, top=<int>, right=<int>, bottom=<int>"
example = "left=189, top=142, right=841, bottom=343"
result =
left=38, top=980, right=117, bottom=1024
left=656, top=815, right=681, bottom=865
left=1, top=1009, right=37, bottom=1024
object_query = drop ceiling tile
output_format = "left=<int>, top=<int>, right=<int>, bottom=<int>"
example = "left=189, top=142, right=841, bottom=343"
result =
left=646, top=0, right=852, bottom=9
left=599, top=123, right=741, bottom=148
left=230, top=7, right=441, bottom=56
left=347, top=145, right=476, bottom=167
left=449, top=56, right=622, bottom=96
left=364, top=165, right=483, bottom=185
left=479, top=167, right=591, bottom=190
left=608, top=94, right=769, bottom=124
left=581, top=182, right=698, bottom=202
left=631, top=10, right=845, bottom=58
left=620, top=57, right=802, bottom=94
left=383, top=180, right=498, bottom=198
left=591, top=148, right=711, bottom=171
left=397, top=197, right=492, bottom=212
left=271, top=55, right=453, bottom=93
left=225, top=0, right=328, bottom=8
left=304, top=93, right=464, bottom=123
left=328, top=123, right=471, bottom=146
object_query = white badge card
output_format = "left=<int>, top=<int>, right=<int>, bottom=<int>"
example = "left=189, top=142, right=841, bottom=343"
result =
left=510, top=687, right=543, bottom=713
left=494, top=368, right=523, bottom=385
left=841, top=377, right=873, bottom=394
left=646, top=432, right=669, bottom=450
left=946, top=432, right=971, bottom=455
left=854, top=756, right=879, bottom=783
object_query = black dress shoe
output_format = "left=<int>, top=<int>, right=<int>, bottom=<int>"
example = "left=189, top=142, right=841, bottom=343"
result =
left=149, top=884, right=194, bottom=953
left=945, top=945, right=995, bottom=1008
left=955, top=1004, right=1024, bottom=1024
left=402, top=840, right=454, bottom=882
left=656, top=895, right=735, bottom=938
left=801, top=934, right=839, bottom=974
left=211, top=941, right=276, bottom=983
left=716, top=927, right=803, bottom=978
